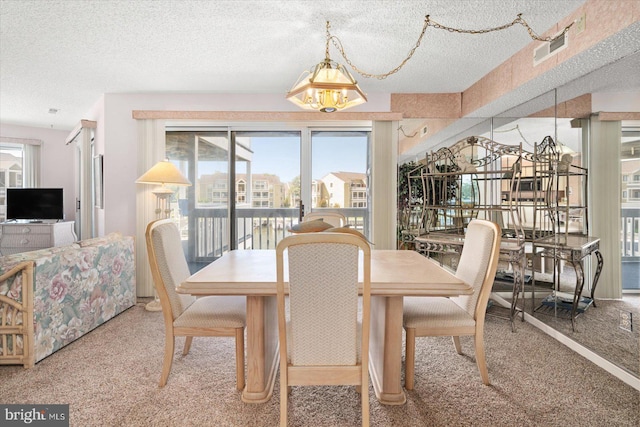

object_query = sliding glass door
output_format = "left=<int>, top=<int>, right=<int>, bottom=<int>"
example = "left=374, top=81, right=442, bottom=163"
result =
left=165, top=129, right=302, bottom=271
left=234, top=131, right=301, bottom=250
left=310, top=130, right=370, bottom=234
left=166, top=126, right=370, bottom=273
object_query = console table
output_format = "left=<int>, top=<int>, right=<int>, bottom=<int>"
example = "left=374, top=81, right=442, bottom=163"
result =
left=0, top=221, right=77, bottom=256
left=532, top=234, right=603, bottom=331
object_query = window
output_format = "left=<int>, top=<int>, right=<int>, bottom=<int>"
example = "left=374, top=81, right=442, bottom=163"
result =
left=0, top=139, right=41, bottom=222
left=634, top=175, right=640, bottom=181
left=623, top=175, right=628, bottom=182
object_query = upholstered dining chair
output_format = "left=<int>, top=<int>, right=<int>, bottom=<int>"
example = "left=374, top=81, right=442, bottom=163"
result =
left=403, top=219, right=501, bottom=388
left=145, top=219, right=246, bottom=390
left=303, top=211, right=347, bottom=228
left=276, top=232, right=371, bottom=427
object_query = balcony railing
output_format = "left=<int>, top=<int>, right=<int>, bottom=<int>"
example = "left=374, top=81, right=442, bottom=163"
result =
left=621, top=207, right=639, bottom=290
left=183, top=207, right=368, bottom=264
left=622, top=207, right=639, bottom=256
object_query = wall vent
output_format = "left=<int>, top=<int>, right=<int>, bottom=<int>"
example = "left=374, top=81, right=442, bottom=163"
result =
left=533, top=31, right=568, bottom=66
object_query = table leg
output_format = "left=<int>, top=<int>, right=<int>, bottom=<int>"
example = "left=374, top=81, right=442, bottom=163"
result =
left=509, top=254, right=525, bottom=331
left=570, top=260, right=586, bottom=332
left=241, top=295, right=279, bottom=403
left=368, top=295, right=406, bottom=405
left=590, top=250, right=603, bottom=308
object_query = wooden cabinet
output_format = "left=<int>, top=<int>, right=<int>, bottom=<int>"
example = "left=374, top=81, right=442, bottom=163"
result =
left=0, top=221, right=77, bottom=255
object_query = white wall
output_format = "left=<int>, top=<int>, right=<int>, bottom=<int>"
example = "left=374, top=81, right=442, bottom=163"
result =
left=0, top=123, right=75, bottom=221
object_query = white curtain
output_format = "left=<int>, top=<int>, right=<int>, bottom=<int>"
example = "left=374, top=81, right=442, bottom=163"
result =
left=23, top=143, right=41, bottom=187
left=588, top=116, right=622, bottom=299
left=371, top=120, right=399, bottom=250
left=136, top=119, right=167, bottom=297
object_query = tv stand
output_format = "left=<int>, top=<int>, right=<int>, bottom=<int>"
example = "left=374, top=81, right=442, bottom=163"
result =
left=0, top=221, right=77, bottom=256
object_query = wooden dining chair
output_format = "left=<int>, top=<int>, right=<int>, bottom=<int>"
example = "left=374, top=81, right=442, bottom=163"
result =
left=145, top=219, right=246, bottom=390
left=403, top=219, right=501, bottom=388
left=303, top=211, right=347, bottom=228
left=276, top=232, right=371, bottom=427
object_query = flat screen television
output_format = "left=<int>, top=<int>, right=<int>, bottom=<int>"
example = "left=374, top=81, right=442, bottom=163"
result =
left=5, top=188, right=64, bottom=221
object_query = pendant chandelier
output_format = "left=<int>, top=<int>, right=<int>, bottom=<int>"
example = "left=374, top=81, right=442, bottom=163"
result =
left=286, top=15, right=574, bottom=113
left=286, top=22, right=366, bottom=113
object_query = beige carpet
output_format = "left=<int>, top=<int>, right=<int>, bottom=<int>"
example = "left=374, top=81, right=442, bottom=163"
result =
left=528, top=295, right=640, bottom=375
left=492, top=263, right=640, bottom=377
left=1, top=301, right=639, bottom=426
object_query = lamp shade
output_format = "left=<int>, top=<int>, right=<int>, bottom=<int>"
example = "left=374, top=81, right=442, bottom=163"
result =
left=136, top=159, right=191, bottom=186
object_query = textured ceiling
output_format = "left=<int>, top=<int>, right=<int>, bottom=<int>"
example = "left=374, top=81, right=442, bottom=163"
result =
left=0, top=0, right=590, bottom=130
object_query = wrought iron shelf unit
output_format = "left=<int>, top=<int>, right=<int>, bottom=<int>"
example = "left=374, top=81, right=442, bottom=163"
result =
left=402, top=135, right=593, bottom=331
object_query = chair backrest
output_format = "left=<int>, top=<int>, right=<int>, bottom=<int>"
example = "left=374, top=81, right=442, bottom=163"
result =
left=303, top=211, right=346, bottom=228
left=276, top=232, right=371, bottom=366
left=145, top=219, right=196, bottom=320
left=451, top=219, right=501, bottom=321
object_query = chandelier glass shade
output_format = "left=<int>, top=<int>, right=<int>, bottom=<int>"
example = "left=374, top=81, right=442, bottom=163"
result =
left=286, top=57, right=367, bottom=113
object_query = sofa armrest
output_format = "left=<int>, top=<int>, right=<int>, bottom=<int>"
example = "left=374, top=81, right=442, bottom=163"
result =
left=0, top=261, right=35, bottom=368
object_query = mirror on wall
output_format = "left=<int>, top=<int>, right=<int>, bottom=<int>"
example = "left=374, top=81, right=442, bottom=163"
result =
left=399, top=50, right=640, bottom=380
left=489, top=110, right=638, bottom=380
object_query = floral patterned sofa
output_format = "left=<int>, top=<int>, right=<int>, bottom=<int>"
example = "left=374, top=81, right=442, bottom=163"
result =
left=0, top=233, right=136, bottom=367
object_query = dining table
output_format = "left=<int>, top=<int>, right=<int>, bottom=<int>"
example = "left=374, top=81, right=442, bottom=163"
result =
left=177, top=248, right=472, bottom=405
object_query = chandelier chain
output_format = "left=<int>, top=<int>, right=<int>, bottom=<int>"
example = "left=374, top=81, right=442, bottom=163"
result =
left=328, top=13, right=575, bottom=80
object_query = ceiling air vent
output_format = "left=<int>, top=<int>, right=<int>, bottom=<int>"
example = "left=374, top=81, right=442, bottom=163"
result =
left=533, top=31, right=568, bottom=66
